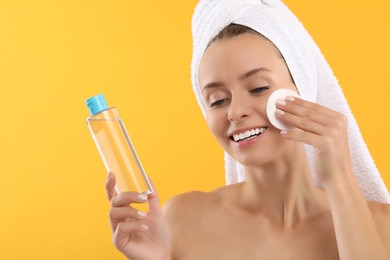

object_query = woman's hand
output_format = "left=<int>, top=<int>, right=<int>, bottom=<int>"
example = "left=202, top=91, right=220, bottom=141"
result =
left=275, top=96, right=390, bottom=259
left=106, top=173, right=171, bottom=260
left=275, top=96, right=353, bottom=185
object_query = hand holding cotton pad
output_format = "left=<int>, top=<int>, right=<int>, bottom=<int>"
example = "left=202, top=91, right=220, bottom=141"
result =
left=266, top=88, right=301, bottom=130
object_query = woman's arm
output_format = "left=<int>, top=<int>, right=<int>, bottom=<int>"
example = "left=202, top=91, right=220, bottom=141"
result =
left=323, top=170, right=389, bottom=259
left=276, top=96, right=389, bottom=260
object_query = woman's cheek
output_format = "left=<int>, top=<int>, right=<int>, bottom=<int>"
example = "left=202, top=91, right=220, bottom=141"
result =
left=206, top=112, right=227, bottom=141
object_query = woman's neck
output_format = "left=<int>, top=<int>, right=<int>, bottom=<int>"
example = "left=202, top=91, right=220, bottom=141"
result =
left=238, top=144, right=330, bottom=230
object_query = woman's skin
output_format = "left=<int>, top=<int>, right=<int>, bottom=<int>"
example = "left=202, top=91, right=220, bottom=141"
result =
left=106, top=33, right=390, bottom=259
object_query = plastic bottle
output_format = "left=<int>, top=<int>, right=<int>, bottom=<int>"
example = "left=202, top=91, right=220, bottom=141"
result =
left=86, top=94, right=153, bottom=195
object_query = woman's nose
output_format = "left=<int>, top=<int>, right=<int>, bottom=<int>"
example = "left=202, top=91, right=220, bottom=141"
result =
left=227, top=96, right=252, bottom=122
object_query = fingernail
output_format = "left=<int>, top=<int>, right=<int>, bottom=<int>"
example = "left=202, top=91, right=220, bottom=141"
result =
left=276, top=99, right=286, bottom=106
left=138, top=193, right=148, bottom=201
left=141, top=224, right=149, bottom=230
left=280, top=130, right=288, bottom=135
left=137, top=211, right=147, bottom=218
left=275, top=109, right=285, bottom=115
left=286, top=96, right=295, bottom=102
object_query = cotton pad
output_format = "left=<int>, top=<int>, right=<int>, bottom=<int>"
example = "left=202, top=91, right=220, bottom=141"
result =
left=266, top=88, right=301, bottom=130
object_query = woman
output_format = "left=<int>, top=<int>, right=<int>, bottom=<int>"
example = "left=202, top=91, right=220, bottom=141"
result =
left=106, top=0, right=390, bottom=259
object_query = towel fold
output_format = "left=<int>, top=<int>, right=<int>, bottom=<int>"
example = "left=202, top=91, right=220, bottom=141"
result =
left=191, top=0, right=390, bottom=203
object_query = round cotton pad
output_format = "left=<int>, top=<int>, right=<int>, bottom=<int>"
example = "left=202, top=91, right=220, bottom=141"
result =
left=266, top=88, right=301, bottom=130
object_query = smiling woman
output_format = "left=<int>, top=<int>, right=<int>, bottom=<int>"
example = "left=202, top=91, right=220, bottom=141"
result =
left=1, top=0, right=389, bottom=259
left=104, top=0, right=390, bottom=259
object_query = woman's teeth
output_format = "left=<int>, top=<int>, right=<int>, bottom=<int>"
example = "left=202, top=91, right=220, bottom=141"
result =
left=232, top=127, right=267, bottom=142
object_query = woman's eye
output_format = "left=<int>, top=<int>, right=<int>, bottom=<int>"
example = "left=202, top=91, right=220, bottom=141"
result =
left=210, top=99, right=226, bottom=108
left=250, top=86, right=269, bottom=94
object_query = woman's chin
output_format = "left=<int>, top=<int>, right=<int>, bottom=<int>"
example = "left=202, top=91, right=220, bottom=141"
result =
left=228, top=153, right=273, bottom=168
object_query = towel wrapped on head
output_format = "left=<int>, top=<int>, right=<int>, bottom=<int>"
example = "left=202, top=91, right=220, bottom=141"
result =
left=191, top=0, right=390, bottom=203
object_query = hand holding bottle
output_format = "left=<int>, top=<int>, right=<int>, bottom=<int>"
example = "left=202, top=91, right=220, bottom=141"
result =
left=106, top=172, right=171, bottom=260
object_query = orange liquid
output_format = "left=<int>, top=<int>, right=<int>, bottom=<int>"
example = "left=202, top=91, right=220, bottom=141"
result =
left=87, top=108, right=152, bottom=194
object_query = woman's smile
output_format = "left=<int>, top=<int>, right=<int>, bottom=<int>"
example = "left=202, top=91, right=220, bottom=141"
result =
left=229, top=126, right=268, bottom=147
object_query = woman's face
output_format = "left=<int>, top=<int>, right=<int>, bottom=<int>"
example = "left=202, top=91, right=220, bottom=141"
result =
left=199, top=33, right=297, bottom=166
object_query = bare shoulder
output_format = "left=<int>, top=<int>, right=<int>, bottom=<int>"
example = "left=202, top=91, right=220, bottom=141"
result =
left=367, top=201, right=390, bottom=229
left=367, top=201, right=390, bottom=249
left=163, top=184, right=242, bottom=226
left=161, top=187, right=230, bottom=257
left=163, top=190, right=214, bottom=218
left=162, top=186, right=228, bottom=222
left=367, top=201, right=390, bottom=218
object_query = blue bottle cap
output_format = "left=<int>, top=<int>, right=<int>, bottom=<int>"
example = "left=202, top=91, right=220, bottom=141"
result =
left=86, top=94, right=109, bottom=116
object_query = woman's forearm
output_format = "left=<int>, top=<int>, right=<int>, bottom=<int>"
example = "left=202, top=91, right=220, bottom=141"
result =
left=324, top=172, right=389, bottom=260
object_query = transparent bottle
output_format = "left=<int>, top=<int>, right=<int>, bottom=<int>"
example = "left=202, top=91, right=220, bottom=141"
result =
left=86, top=94, right=153, bottom=195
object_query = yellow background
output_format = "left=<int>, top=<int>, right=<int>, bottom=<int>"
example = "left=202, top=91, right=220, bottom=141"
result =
left=0, top=0, right=389, bottom=259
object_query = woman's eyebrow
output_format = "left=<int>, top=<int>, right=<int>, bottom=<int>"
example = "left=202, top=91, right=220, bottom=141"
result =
left=239, top=67, right=270, bottom=80
left=202, top=81, right=224, bottom=93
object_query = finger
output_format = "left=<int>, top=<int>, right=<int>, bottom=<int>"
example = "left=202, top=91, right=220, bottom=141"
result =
left=276, top=109, right=326, bottom=135
left=146, top=178, right=161, bottom=212
left=109, top=207, right=147, bottom=233
left=286, top=96, right=342, bottom=119
left=112, top=221, right=149, bottom=250
left=280, top=128, right=321, bottom=147
left=277, top=98, right=332, bottom=126
left=111, top=191, right=148, bottom=207
left=106, top=172, right=117, bottom=201
left=110, top=207, right=147, bottom=222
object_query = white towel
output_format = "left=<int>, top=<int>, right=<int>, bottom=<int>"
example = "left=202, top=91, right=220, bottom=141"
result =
left=191, top=0, right=390, bottom=203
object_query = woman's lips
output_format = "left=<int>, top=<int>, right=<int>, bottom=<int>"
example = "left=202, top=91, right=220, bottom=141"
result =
left=230, top=127, right=267, bottom=147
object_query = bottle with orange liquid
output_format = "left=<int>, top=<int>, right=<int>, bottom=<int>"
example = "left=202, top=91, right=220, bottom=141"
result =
left=86, top=94, right=152, bottom=195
